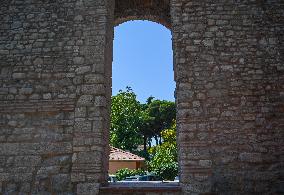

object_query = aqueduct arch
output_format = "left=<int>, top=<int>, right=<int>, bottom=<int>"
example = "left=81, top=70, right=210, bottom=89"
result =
left=114, top=0, right=171, bottom=29
left=0, top=0, right=283, bottom=195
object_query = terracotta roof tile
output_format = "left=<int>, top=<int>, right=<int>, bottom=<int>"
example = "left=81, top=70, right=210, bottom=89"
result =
left=109, top=146, right=145, bottom=161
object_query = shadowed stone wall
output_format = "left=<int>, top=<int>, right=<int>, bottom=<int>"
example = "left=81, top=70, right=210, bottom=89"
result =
left=0, top=0, right=113, bottom=194
left=114, top=0, right=171, bottom=28
left=0, top=0, right=283, bottom=194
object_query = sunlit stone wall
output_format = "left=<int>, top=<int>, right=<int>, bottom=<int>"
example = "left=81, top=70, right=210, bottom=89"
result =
left=0, top=0, right=283, bottom=194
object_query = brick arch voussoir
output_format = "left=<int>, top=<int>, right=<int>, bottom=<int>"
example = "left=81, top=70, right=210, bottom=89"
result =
left=114, top=0, right=171, bottom=30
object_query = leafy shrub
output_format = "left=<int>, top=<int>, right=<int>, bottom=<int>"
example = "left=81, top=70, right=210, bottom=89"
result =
left=115, top=168, right=146, bottom=181
left=151, top=161, right=178, bottom=181
left=148, top=127, right=178, bottom=181
left=133, top=168, right=146, bottom=176
left=115, top=168, right=132, bottom=181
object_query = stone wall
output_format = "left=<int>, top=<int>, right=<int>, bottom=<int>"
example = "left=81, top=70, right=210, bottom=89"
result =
left=114, top=0, right=171, bottom=28
left=0, top=0, right=113, bottom=194
left=171, top=0, right=284, bottom=194
left=99, top=185, right=181, bottom=195
left=0, top=0, right=283, bottom=194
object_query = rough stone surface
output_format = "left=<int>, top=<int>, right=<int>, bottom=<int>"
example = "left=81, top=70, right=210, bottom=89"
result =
left=171, top=0, right=284, bottom=194
left=115, top=0, right=171, bottom=29
left=0, top=0, right=283, bottom=194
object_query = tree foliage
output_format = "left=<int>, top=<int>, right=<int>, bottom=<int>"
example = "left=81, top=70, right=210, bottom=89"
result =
left=115, top=168, right=146, bottom=181
left=148, top=123, right=178, bottom=180
left=111, top=88, right=178, bottom=179
left=110, top=87, right=143, bottom=152
left=110, top=88, right=176, bottom=153
left=141, top=99, right=176, bottom=147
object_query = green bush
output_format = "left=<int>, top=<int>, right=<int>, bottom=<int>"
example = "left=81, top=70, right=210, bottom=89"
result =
left=133, top=168, right=147, bottom=176
left=151, top=161, right=178, bottom=181
left=115, top=168, right=132, bottom=181
left=115, top=168, right=146, bottom=181
left=148, top=128, right=178, bottom=181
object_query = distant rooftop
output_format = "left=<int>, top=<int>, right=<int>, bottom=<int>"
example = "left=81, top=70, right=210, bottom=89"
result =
left=110, top=146, right=145, bottom=161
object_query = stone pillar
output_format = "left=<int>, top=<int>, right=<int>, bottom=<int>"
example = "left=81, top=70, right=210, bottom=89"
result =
left=0, top=0, right=114, bottom=194
left=171, top=0, right=283, bottom=194
left=71, top=0, right=114, bottom=194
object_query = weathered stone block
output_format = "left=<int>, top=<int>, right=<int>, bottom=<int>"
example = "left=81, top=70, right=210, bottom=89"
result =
left=12, top=73, right=26, bottom=79
left=81, top=84, right=105, bottom=95
left=51, top=174, right=72, bottom=192
left=94, top=96, right=106, bottom=107
left=239, top=153, right=262, bottom=163
left=84, top=74, right=105, bottom=84
left=77, top=95, right=93, bottom=106
left=72, top=151, right=102, bottom=164
left=75, top=107, right=87, bottom=118
left=19, top=87, right=33, bottom=95
left=6, top=156, right=41, bottom=167
left=77, top=183, right=100, bottom=195
left=73, top=57, right=85, bottom=65
left=74, top=120, right=92, bottom=133
left=76, top=66, right=91, bottom=74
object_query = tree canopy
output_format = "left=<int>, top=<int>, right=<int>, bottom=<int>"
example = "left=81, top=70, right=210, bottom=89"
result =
left=110, top=87, right=143, bottom=152
left=110, top=87, right=176, bottom=152
left=143, top=98, right=176, bottom=146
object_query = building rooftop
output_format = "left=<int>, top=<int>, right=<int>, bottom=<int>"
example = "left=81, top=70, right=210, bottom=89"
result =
left=110, top=146, right=145, bottom=161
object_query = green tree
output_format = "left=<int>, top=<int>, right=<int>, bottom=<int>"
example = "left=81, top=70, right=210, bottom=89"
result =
left=148, top=122, right=178, bottom=180
left=139, top=109, right=155, bottom=153
left=110, top=87, right=143, bottom=152
left=144, top=99, right=176, bottom=145
left=110, top=88, right=176, bottom=156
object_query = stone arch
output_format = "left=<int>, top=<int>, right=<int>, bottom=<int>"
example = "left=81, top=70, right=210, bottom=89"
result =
left=1, top=0, right=282, bottom=194
left=114, top=0, right=171, bottom=29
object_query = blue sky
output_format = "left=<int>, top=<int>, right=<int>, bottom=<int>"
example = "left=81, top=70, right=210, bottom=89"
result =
left=112, top=20, right=175, bottom=103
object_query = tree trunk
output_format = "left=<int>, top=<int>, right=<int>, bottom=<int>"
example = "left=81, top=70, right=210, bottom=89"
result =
left=143, top=136, right=147, bottom=152
left=159, top=135, right=162, bottom=144
left=155, top=136, right=158, bottom=145
left=148, top=139, right=152, bottom=148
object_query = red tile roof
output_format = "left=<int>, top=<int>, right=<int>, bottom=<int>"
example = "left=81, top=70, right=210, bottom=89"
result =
left=109, top=146, right=145, bottom=161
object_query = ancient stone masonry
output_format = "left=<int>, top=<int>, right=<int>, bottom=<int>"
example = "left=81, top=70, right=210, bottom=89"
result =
left=0, top=0, right=114, bottom=194
left=0, top=0, right=283, bottom=194
left=115, top=0, right=171, bottom=28
left=171, top=0, right=284, bottom=194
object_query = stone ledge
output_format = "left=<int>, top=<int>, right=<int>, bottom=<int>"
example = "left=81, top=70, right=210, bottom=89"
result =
left=100, top=182, right=181, bottom=193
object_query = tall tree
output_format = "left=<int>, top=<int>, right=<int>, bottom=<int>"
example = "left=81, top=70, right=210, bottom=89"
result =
left=145, top=99, right=176, bottom=145
left=110, top=88, right=176, bottom=154
left=139, top=110, right=154, bottom=152
left=110, top=87, right=143, bottom=152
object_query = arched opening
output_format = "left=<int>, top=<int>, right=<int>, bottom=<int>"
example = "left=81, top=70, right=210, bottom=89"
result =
left=112, top=20, right=174, bottom=102
left=100, top=1, right=181, bottom=192
left=109, top=20, right=178, bottom=183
